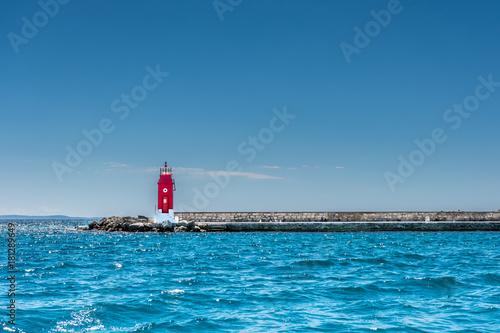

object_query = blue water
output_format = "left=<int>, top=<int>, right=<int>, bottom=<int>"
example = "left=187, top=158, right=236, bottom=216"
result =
left=1, top=220, right=500, bottom=332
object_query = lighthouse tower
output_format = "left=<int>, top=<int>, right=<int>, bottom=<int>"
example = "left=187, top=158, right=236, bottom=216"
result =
left=154, top=162, right=178, bottom=226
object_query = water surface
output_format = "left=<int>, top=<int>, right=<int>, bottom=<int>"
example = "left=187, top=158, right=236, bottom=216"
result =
left=1, top=220, right=499, bottom=332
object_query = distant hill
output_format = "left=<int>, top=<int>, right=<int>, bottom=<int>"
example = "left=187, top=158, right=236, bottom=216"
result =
left=0, top=215, right=100, bottom=220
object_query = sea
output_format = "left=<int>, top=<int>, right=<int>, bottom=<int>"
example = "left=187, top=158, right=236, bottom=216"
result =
left=1, top=219, right=499, bottom=332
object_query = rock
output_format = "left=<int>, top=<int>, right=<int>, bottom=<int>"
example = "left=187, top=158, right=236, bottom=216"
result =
left=137, top=216, right=149, bottom=223
left=162, top=225, right=174, bottom=232
left=129, top=223, right=145, bottom=231
left=174, top=226, right=189, bottom=232
left=193, top=226, right=201, bottom=232
left=187, top=221, right=196, bottom=230
left=89, top=216, right=162, bottom=232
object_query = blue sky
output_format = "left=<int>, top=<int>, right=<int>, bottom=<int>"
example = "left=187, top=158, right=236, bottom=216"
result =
left=1, top=0, right=499, bottom=217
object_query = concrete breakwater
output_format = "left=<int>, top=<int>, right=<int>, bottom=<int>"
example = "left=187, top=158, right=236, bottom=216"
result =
left=81, top=212, right=500, bottom=233
left=197, top=221, right=500, bottom=232
left=175, top=211, right=500, bottom=222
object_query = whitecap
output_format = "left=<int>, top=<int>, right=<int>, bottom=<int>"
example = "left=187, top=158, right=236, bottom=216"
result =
left=162, top=289, right=184, bottom=295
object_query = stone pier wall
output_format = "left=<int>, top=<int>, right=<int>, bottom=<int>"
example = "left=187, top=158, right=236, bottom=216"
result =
left=175, top=211, right=500, bottom=222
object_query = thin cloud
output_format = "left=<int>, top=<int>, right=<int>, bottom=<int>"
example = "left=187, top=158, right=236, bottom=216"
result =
left=174, top=167, right=282, bottom=179
left=254, top=165, right=281, bottom=169
left=336, top=166, right=345, bottom=169
left=0, top=206, right=61, bottom=216
left=39, top=206, right=61, bottom=214
left=104, top=162, right=129, bottom=168
left=173, top=167, right=211, bottom=177
left=123, top=165, right=283, bottom=179
left=301, top=165, right=320, bottom=169
left=218, top=171, right=282, bottom=179
left=102, top=165, right=157, bottom=174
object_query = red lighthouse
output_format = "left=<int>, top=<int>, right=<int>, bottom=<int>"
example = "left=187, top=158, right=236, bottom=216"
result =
left=158, top=162, right=175, bottom=213
left=154, top=162, right=177, bottom=226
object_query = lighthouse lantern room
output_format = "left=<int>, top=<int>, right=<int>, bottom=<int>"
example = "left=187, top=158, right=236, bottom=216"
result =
left=154, top=162, right=178, bottom=226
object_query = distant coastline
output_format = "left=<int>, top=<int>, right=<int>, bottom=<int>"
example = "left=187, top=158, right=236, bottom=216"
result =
left=0, top=215, right=101, bottom=220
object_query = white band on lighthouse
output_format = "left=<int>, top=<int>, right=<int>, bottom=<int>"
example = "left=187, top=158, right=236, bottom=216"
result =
left=154, top=208, right=177, bottom=227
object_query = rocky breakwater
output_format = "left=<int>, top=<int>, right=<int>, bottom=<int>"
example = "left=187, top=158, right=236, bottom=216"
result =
left=83, top=216, right=168, bottom=232
left=173, top=220, right=206, bottom=233
left=80, top=216, right=207, bottom=233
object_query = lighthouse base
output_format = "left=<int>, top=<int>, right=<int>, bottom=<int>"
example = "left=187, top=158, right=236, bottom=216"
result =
left=154, top=209, right=178, bottom=227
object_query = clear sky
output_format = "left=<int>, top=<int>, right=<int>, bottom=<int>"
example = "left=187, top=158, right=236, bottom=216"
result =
left=1, top=0, right=499, bottom=217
